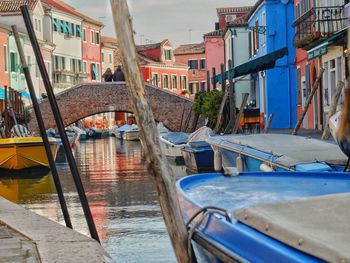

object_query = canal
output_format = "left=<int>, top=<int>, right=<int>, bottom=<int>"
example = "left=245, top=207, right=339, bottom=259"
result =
left=0, top=137, right=188, bottom=262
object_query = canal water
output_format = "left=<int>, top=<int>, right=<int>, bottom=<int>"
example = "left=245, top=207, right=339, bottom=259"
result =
left=0, top=137, right=188, bottom=262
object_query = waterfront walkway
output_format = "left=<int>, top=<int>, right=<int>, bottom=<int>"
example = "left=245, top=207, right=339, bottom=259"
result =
left=0, top=197, right=111, bottom=263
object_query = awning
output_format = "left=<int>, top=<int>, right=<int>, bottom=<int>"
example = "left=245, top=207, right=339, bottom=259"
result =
left=0, top=87, right=32, bottom=100
left=214, top=47, right=288, bottom=84
left=307, top=27, right=348, bottom=60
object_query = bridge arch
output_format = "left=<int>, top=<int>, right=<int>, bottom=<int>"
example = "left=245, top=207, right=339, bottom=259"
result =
left=28, top=82, right=201, bottom=132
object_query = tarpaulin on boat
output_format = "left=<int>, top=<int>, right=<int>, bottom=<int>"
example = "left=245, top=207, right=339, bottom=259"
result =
left=162, top=132, right=189, bottom=145
left=0, top=87, right=31, bottom=99
left=235, top=193, right=350, bottom=262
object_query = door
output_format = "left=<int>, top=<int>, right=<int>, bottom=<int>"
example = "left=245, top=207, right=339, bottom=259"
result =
left=301, top=76, right=308, bottom=129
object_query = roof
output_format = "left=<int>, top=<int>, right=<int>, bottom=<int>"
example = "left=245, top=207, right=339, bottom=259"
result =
left=245, top=0, right=264, bottom=22
left=42, top=0, right=103, bottom=26
left=101, top=36, right=117, bottom=44
left=204, top=29, right=225, bottom=38
left=217, top=6, right=252, bottom=15
left=137, top=39, right=170, bottom=52
left=0, top=0, right=38, bottom=15
left=173, top=43, right=205, bottom=55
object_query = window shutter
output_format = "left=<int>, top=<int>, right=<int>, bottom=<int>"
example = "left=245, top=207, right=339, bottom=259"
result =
left=248, top=31, right=252, bottom=57
left=296, top=68, right=301, bottom=105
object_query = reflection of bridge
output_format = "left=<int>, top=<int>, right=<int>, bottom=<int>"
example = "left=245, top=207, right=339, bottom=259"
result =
left=28, top=82, right=201, bottom=132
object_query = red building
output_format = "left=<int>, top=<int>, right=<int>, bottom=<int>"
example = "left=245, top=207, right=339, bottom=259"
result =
left=293, top=0, right=347, bottom=130
left=174, top=43, right=206, bottom=96
left=81, top=16, right=103, bottom=82
left=204, top=7, right=251, bottom=90
left=138, top=39, right=189, bottom=96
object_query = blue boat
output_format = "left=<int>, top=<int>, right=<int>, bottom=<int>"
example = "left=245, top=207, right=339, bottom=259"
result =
left=177, top=172, right=350, bottom=262
left=207, top=134, right=347, bottom=172
left=181, top=141, right=214, bottom=173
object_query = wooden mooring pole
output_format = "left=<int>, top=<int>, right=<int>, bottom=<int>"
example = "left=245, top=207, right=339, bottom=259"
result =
left=321, top=81, right=345, bottom=140
left=109, top=1, right=194, bottom=262
left=292, top=68, right=325, bottom=135
left=233, top=93, right=249, bottom=134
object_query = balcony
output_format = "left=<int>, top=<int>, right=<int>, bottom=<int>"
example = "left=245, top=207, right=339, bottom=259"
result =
left=293, top=6, right=345, bottom=50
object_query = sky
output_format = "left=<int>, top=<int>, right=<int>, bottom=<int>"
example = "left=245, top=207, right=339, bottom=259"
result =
left=65, top=0, right=257, bottom=47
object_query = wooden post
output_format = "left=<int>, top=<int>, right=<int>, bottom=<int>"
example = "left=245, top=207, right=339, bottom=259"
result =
left=214, top=90, right=228, bottom=133
left=292, top=68, right=325, bottom=135
left=179, top=106, right=186, bottom=131
left=206, top=70, right=211, bottom=92
left=233, top=93, right=249, bottom=134
left=109, top=1, right=194, bottom=262
left=212, top=67, right=217, bottom=89
left=224, top=60, right=236, bottom=133
left=321, top=81, right=345, bottom=140
left=264, top=113, right=274, bottom=134
left=4, top=86, right=9, bottom=137
left=220, top=63, right=225, bottom=93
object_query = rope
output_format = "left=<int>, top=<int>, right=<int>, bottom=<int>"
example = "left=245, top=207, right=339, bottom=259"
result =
left=186, top=206, right=232, bottom=262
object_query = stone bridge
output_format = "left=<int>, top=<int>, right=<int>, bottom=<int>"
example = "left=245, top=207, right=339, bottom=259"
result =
left=28, top=82, right=202, bottom=133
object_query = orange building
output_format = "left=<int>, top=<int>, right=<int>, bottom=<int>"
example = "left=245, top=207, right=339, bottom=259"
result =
left=138, top=39, right=189, bottom=96
left=174, top=43, right=207, bottom=96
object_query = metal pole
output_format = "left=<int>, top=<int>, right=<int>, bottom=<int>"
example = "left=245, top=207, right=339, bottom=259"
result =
left=12, top=25, right=72, bottom=229
left=20, top=5, right=100, bottom=243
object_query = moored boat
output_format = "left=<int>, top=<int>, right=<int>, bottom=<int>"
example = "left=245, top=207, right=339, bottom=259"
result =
left=159, top=132, right=189, bottom=164
left=178, top=172, right=350, bottom=262
left=87, top=128, right=109, bottom=139
left=0, top=137, right=59, bottom=170
left=122, top=129, right=139, bottom=141
left=114, top=124, right=139, bottom=140
left=207, top=134, right=347, bottom=172
left=181, top=141, right=214, bottom=173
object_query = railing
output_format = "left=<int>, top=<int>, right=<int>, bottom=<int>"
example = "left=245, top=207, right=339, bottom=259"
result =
left=293, top=6, right=345, bottom=50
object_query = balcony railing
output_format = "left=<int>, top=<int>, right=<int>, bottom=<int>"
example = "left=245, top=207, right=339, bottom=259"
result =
left=293, top=6, right=345, bottom=50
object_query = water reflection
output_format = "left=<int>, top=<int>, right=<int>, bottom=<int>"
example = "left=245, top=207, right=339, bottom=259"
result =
left=0, top=137, right=185, bottom=262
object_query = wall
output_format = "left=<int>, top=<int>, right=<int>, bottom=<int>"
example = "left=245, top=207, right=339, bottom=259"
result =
left=204, top=36, right=224, bottom=89
left=0, top=30, right=9, bottom=87
left=174, top=53, right=206, bottom=85
left=101, top=47, right=114, bottom=74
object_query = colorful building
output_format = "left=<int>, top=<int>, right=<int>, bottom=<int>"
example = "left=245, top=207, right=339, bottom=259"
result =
left=174, top=43, right=206, bottom=96
left=138, top=39, right=189, bottom=96
left=293, top=0, right=348, bottom=130
left=101, top=36, right=123, bottom=74
left=0, top=27, right=10, bottom=88
left=81, top=15, right=103, bottom=82
left=246, top=0, right=296, bottom=129
left=223, top=13, right=251, bottom=106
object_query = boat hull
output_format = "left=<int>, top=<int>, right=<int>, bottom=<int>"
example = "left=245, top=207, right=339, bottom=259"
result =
left=0, top=137, right=59, bottom=170
left=122, top=130, right=139, bottom=141
left=159, top=136, right=186, bottom=164
left=181, top=143, right=214, bottom=173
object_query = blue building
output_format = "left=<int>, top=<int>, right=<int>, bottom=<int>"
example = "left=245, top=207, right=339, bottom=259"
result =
left=246, top=0, right=296, bottom=129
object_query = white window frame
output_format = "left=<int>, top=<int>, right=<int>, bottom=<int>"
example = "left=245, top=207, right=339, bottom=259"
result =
left=162, top=74, right=169, bottom=89
left=199, top=58, right=206, bottom=70
left=90, top=30, right=95, bottom=44
left=171, top=74, right=178, bottom=89
left=181, top=75, right=187, bottom=90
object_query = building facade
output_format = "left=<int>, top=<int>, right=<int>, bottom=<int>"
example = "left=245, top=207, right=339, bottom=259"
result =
left=138, top=40, right=189, bottom=97
left=101, top=37, right=115, bottom=74
left=0, top=27, right=10, bottom=88
left=293, top=0, right=348, bottom=130
left=174, top=43, right=206, bottom=96
left=247, top=0, right=296, bottom=129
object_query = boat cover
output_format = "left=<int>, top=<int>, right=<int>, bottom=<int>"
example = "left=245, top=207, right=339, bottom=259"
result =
left=117, top=124, right=138, bottom=131
left=157, top=123, right=169, bottom=134
left=162, top=132, right=189, bottom=145
left=188, top=126, right=214, bottom=143
left=210, top=134, right=348, bottom=166
left=235, top=193, right=350, bottom=262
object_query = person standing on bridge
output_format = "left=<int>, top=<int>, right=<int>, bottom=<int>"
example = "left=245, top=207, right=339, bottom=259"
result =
left=102, top=68, right=113, bottom=82
left=113, top=65, right=125, bottom=82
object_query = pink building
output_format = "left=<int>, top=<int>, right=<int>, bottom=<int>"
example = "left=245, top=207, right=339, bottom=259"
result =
left=174, top=43, right=207, bottom=95
left=81, top=16, right=103, bottom=82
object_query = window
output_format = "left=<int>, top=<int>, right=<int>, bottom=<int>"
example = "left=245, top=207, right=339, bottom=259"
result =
left=162, top=74, right=169, bottom=88
left=172, top=75, right=178, bottom=89
left=53, top=55, right=59, bottom=70
left=152, top=73, right=159, bottom=86
left=10, top=52, right=17, bottom=72
left=96, top=64, right=100, bottom=80
left=78, top=60, right=82, bottom=72
left=200, top=59, right=206, bottom=69
left=71, top=23, right=75, bottom=36
left=102, top=52, right=105, bottom=63
left=38, top=20, right=41, bottom=32
left=262, top=12, right=266, bottom=46
left=165, top=49, right=172, bottom=60
left=76, top=25, right=81, bottom=38
left=90, top=30, right=95, bottom=44
left=3, top=45, right=8, bottom=72
left=188, top=60, right=198, bottom=70
left=53, top=18, right=58, bottom=32
left=82, top=28, right=86, bottom=41
left=252, top=20, right=259, bottom=55
left=61, top=57, right=66, bottom=70
left=109, top=54, right=112, bottom=63
left=91, top=63, right=99, bottom=80
left=60, top=20, right=65, bottom=33
left=189, top=83, right=199, bottom=94
left=96, top=32, right=100, bottom=45
left=35, top=19, right=38, bottom=30
left=83, top=61, right=87, bottom=73
left=71, top=59, right=76, bottom=73
left=181, top=76, right=187, bottom=90
left=201, top=81, right=206, bottom=92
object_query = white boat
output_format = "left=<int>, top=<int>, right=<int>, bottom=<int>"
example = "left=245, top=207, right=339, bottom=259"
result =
left=114, top=124, right=139, bottom=140
left=159, top=132, right=189, bottom=164
left=122, top=129, right=140, bottom=141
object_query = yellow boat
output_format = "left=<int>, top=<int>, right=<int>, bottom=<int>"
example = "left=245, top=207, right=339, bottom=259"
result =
left=0, top=137, right=59, bottom=170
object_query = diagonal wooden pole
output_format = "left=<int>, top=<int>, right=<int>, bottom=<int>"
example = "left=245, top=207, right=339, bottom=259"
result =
left=109, top=1, right=193, bottom=262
